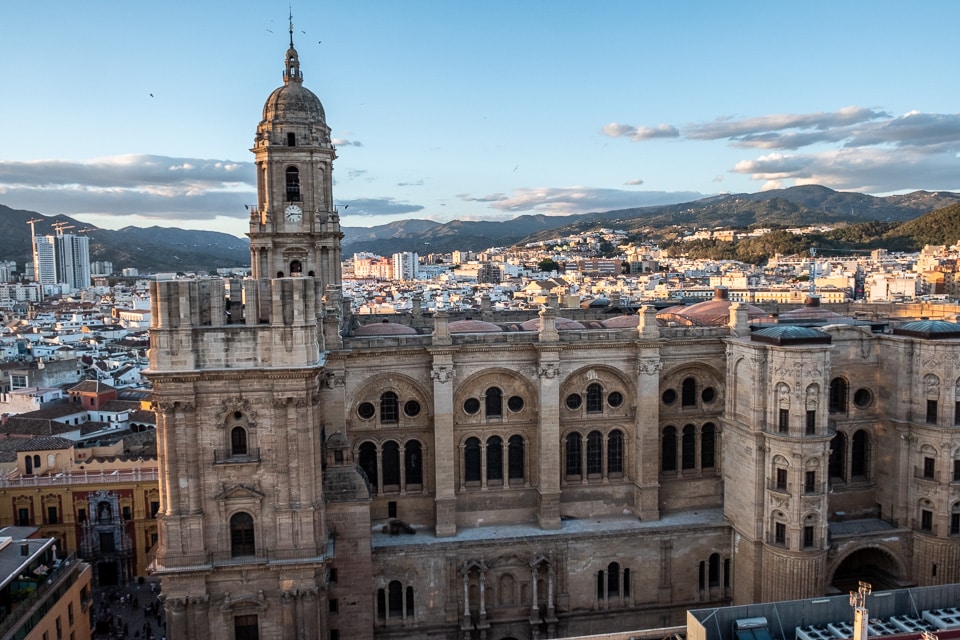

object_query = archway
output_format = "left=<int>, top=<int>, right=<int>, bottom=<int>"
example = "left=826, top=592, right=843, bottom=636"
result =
left=830, top=547, right=904, bottom=593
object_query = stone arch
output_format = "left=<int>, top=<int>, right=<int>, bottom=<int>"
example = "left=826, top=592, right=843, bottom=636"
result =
left=660, top=362, right=725, bottom=411
left=560, top=364, right=634, bottom=399
left=924, top=373, right=941, bottom=398
left=828, top=544, right=907, bottom=593
left=455, top=367, right=538, bottom=423
left=349, top=373, right=432, bottom=425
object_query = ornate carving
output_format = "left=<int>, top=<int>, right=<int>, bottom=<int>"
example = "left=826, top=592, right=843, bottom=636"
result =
left=431, top=365, right=455, bottom=384
left=637, top=359, right=663, bottom=376
left=538, top=364, right=560, bottom=379
left=324, top=372, right=345, bottom=388
left=166, top=597, right=187, bottom=614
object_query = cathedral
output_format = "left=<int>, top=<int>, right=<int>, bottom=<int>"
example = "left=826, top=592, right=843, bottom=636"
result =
left=145, top=29, right=960, bottom=640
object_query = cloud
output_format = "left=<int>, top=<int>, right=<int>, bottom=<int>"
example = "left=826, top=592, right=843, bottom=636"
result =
left=396, top=180, right=425, bottom=187
left=623, top=178, right=644, bottom=186
left=338, top=197, right=424, bottom=217
left=0, top=154, right=255, bottom=222
left=607, top=106, right=960, bottom=193
left=460, top=187, right=703, bottom=215
left=602, top=122, right=679, bottom=141
left=332, top=138, right=363, bottom=147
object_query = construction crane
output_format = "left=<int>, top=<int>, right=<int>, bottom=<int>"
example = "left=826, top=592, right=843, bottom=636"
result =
left=51, top=222, right=74, bottom=236
left=26, top=217, right=43, bottom=238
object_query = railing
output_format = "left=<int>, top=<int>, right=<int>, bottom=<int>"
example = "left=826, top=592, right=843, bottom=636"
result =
left=0, top=468, right=159, bottom=488
left=148, top=546, right=326, bottom=573
left=213, top=448, right=262, bottom=464
left=0, top=553, right=87, bottom=639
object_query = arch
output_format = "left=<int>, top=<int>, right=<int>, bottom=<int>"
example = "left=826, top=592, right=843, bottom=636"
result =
left=586, top=382, right=604, bottom=413
left=230, top=426, right=248, bottom=456
left=829, top=545, right=906, bottom=593
left=708, top=553, right=720, bottom=587
left=230, top=511, right=255, bottom=557
left=289, top=259, right=302, bottom=275
left=607, top=561, right=621, bottom=597
left=485, top=387, right=503, bottom=418
left=499, top=573, right=516, bottom=606
left=388, top=580, right=403, bottom=616
left=285, top=166, right=301, bottom=201
left=380, top=392, right=399, bottom=424
left=559, top=365, right=635, bottom=408
left=456, top=368, right=538, bottom=413
left=830, top=377, right=848, bottom=413
left=351, top=374, right=432, bottom=424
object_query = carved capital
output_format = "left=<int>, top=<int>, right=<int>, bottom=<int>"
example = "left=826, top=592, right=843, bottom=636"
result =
left=538, top=364, right=560, bottom=379
left=431, top=365, right=455, bottom=384
left=324, top=372, right=345, bottom=389
left=637, top=359, right=662, bottom=376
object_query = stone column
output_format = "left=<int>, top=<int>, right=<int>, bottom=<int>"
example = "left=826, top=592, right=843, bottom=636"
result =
left=155, top=403, right=179, bottom=516
left=281, top=591, right=297, bottom=640
left=191, top=596, right=210, bottom=640
left=301, top=588, right=319, bottom=640
left=431, top=343, right=457, bottom=536
left=537, top=308, right=562, bottom=529
left=180, top=403, right=201, bottom=515
left=635, top=348, right=662, bottom=520
left=165, top=597, right=188, bottom=639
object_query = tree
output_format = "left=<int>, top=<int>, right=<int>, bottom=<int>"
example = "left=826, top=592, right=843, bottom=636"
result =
left=538, top=258, right=560, bottom=273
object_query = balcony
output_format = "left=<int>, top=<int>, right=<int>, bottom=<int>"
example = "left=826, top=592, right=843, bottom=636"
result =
left=0, top=468, right=159, bottom=488
left=213, top=448, right=261, bottom=464
left=0, top=553, right=88, bottom=639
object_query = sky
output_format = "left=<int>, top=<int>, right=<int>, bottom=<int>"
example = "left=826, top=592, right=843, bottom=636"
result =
left=1, top=1, right=959, bottom=238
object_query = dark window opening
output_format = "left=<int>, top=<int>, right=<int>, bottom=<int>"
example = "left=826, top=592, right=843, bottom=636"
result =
left=608, top=430, right=624, bottom=475
left=230, top=512, right=255, bottom=557
left=380, top=392, right=399, bottom=423
left=681, top=377, right=697, bottom=407
left=487, top=436, right=503, bottom=482
left=566, top=433, right=582, bottom=477
left=586, top=383, right=603, bottom=413
left=806, top=410, right=816, bottom=435
left=231, top=426, right=248, bottom=456
left=586, top=431, right=603, bottom=475
left=286, top=132, right=296, bottom=146
left=661, top=427, right=677, bottom=472
left=382, top=441, right=400, bottom=487
left=851, top=429, right=868, bottom=478
left=776, top=467, right=787, bottom=490
left=359, top=442, right=378, bottom=491
left=465, top=437, right=482, bottom=483
left=921, top=509, right=933, bottom=532
left=775, top=522, right=786, bottom=545
left=927, top=399, right=938, bottom=425
left=778, top=408, right=789, bottom=433
left=805, top=470, right=816, bottom=494
left=405, top=440, right=423, bottom=485
left=924, top=456, right=936, bottom=479
left=485, top=387, right=502, bottom=418
left=803, top=525, right=815, bottom=548
left=829, top=378, right=848, bottom=413
left=681, top=425, right=696, bottom=469
left=701, top=423, right=716, bottom=469
left=708, top=553, right=720, bottom=588
left=285, top=166, right=301, bottom=201
left=829, top=433, right=846, bottom=480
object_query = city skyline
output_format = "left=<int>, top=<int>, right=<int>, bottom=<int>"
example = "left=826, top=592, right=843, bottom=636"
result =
left=1, top=1, right=959, bottom=237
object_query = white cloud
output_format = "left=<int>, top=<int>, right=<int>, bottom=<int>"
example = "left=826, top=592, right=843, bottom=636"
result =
left=460, top=187, right=703, bottom=214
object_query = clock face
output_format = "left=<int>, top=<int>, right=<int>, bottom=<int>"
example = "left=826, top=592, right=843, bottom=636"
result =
left=285, top=204, right=302, bottom=221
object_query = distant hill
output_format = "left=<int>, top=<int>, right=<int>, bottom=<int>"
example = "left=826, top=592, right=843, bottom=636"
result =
left=3, top=186, right=960, bottom=273
left=0, top=205, right=249, bottom=274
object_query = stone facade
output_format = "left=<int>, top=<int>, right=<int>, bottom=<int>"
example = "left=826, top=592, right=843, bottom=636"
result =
left=145, top=33, right=960, bottom=640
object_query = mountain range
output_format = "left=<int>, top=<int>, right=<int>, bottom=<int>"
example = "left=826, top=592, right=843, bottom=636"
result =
left=2, top=186, right=959, bottom=273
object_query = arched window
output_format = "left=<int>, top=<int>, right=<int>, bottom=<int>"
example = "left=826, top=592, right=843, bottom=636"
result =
left=701, top=423, right=716, bottom=469
left=285, top=166, right=301, bottom=201
left=586, top=383, right=603, bottom=413
left=587, top=431, right=603, bottom=475
left=485, top=387, right=502, bottom=418
left=851, top=429, right=869, bottom=479
left=682, top=425, right=696, bottom=469
left=380, top=392, right=399, bottom=424
left=359, top=442, right=378, bottom=491
left=662, top=427, right=677, bottom=472
left=464, top=437, right=482, bottom=483
left=607, top=562, right=621, bottom=597
left=508, top=435, right=525, bottom=481
left=404, top=440, right=423, bottom=486
left=682, top=377, right=697, bottom=407
left=487, top=436, right=503, bottom=482
left=608, top=430, right=624, bottom=475
left=388, top=580, right=404, bottom=617
left=829, top=432, right=846, bottom=480
left=289, top=260, right=302, bottom=275
left=829, top=377, right=848, bottom=413
left=230, top=426, right=248, bottom=456
left=406, top=586, right=415, bottom=618
left=708, top=553, right=720, bottom=587
left=382, top=441, right=400, bottom=488
left=566, top=433, right=582, bottom=477
left=230, top=512, right=255, bottom=557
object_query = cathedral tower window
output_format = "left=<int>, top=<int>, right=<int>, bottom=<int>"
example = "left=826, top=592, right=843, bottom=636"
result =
left=487, top=436, right=503, bottom=484
left=951, top=503, right=960, bottom=535
left=234, top=614, right=259, bottom=640
left=829, top=377, right=848, bottom=413
left=380, top=392, right=399, bottom=423
left=485, top=387, right=503, bottom=418
left=508, top=435, right=525, bottom=482
left=287, top=132, right=296, bottom=146
left=927, top=399, right=939, bottom=425
left=661, top=427, right=677, bottom=472
left=359, top=442, right=378, bottom=489
left=919, top=500, right=934, bottom=532
left=358, top=439, right=424, bottom=494
left=586, top=383, right=603, bottom=413
left=803, top=524, right=815, bottom=548
left=382, top=441, right=400, bottom=489
left=405, top=441, right=423, bottom=486
left=701, top=423, right=716, bottom=469
left=285, top=166, right=301, bottom=201
left=464, top=437, right=482, bottom=484
left=597, top=562, right=631, bottom=605
left=608, top=430, right=624, bottom=475
left=851, top=429, right=869, bottom=479
left=231, top=426, right=248, bottom=456
left=587, top=431, right=603, bottom=475
left=681, top=377, right=697, bottom=407
left=230, top=512, right=256, bottom=557
left=682, top=425, right=696, bottom=469
left=565, top=433, right=583, bottom=477
left=376, top=581, right=415, bottom=624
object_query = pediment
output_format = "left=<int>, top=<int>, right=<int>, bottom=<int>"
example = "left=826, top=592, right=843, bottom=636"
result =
left=215, top=483, right=265, bottom=502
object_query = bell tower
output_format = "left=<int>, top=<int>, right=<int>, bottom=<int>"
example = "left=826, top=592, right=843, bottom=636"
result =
left=248, top=17, right=342, bottom=289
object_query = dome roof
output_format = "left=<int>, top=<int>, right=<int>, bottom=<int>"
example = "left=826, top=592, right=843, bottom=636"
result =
left=448, top=319, right=503, bottom=333
left=262, top=80, right=326, bottom=125
left=354, top=320, right=419, bottom=336
left=894, top=320, right=960, bottom=339
left=657, top=289, right=770, bottom=327
left=601, top=314, right=664, bottom=328
left=751, top=325, right=832, bottom=345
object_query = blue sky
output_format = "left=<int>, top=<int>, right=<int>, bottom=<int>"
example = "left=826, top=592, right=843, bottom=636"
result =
left=1, top=1, right=959, bottom=237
